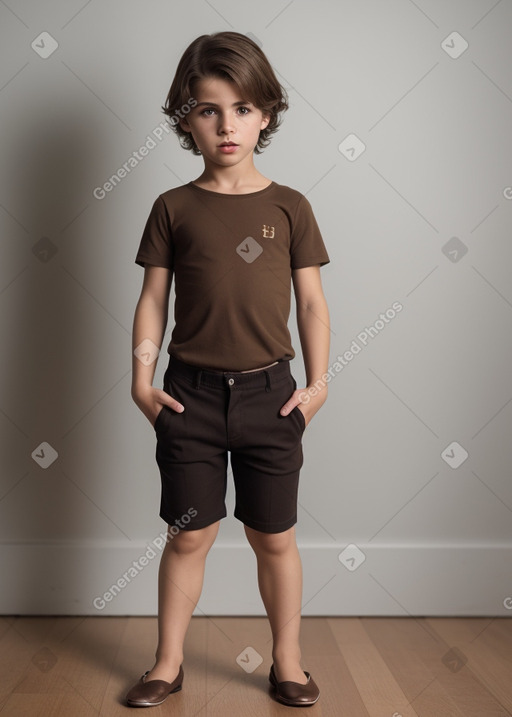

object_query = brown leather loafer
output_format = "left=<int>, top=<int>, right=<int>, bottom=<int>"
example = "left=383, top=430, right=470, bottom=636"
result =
left=126, top=665, right=184, bottom=707
left=269, top=663, right=320, bottom=706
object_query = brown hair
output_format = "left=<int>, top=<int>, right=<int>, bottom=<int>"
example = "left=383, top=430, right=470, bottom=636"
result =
left=161, top=32, right=289, bottom=155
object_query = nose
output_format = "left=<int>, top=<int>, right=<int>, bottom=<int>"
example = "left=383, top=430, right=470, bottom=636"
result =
left=218, top=111, right=235, bottom=137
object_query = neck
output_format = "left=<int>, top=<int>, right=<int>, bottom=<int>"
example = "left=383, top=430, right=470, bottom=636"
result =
left=195, top=157, right=270, bottom=193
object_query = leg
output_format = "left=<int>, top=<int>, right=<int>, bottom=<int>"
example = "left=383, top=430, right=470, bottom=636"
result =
left=244, top=524, right=308, bottom=684
left=146, top=520, right=220, bottom=682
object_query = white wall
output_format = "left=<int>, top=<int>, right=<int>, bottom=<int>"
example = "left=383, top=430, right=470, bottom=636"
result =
left=1, top=0, right=511, bottom=616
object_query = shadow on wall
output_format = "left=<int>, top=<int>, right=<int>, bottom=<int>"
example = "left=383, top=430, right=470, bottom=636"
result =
left=0, top=78, right=125, bottom=612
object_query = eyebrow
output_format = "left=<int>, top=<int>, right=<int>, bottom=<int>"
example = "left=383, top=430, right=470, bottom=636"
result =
left=194, top=100, right=252, bottom=108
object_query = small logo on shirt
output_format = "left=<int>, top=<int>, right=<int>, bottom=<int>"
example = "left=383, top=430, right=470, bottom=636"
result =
left=262, top=224, right=275, bottom=239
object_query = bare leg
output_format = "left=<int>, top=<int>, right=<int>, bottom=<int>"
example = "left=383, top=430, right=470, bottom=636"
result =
left=244, top=525, right=308, bottom=684
left=145, top=520, right=220, bottom=682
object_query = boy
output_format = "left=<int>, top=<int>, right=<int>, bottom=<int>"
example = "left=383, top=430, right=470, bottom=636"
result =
left=127, top=31, right=330, bottom=708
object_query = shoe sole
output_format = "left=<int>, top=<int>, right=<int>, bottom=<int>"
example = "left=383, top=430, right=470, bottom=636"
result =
left=126, top=684, right=182, bottom=707
left=269, top=675, right=319, bottom=707
left=270, top=689, right=320, bottom=707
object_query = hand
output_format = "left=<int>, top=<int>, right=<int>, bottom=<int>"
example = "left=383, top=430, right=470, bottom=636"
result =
left=131, top=385, right=184, bottom=428
left=280, top=387, right=327, bottom=428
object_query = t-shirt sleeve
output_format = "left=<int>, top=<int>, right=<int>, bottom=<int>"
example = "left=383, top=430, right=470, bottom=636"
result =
left=134, top=195, right=174, bottom=269
left=290, top=195, right=330, bottom=269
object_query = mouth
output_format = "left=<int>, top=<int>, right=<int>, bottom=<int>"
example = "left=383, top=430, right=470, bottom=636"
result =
left=219, top=141, right=238, bottom=147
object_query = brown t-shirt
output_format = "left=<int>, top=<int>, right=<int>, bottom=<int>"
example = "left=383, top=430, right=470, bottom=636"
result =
left=135, top=181, right=330, bottom=371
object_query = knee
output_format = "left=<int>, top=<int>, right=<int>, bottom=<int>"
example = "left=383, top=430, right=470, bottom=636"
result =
left=165, top=522, right=219, bottom=556
left=245, top=525, right=296, bottom=557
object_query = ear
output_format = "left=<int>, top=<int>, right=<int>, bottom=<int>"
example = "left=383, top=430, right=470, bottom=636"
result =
left=260, top=112, right=271, bottom=131
left=179, top=117, right=192, bottom=132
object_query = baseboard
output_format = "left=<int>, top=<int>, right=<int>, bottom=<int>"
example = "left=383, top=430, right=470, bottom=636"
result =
left=1, top=541, right=511, bottom=616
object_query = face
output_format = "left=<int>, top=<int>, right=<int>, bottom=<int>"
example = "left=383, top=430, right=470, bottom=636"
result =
left=179, top=76, right=270, bottom=166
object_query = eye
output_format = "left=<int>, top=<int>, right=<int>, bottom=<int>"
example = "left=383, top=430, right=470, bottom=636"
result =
left=237, top=106, right=250, bottom=115
left=200, top=108, right=216, bottom=116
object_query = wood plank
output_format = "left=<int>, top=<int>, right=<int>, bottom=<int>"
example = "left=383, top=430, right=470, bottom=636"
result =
left=1, top=617, right=126, bottom=717
left=1, top=616, right=511, bottom=716
left=299, top=653, right=370, bottom=716
left=327, top=617, right=420, bottom=717
left=363, top=617, right=509, bottom=716
left=0, top=692, right=97, bottom=717
left=426, top=617, right=512, bottom=714
left=204, top=616, right=277, bottom=717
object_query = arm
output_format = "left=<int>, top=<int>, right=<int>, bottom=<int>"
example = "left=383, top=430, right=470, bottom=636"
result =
left=131, top=265, right=184, bottom=426
left=280, top=265, right=330, bottom=426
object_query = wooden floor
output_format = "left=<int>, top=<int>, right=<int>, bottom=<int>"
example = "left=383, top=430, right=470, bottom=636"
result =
left=0, top=615, right=511, bottom=716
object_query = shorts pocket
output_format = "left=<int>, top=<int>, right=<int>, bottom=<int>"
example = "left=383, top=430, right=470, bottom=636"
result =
left=154, top=374, right=188, bottom=438
left=288, top=375, right=306, bottom=433
left=292, top=404, right=306, bottom=432
left=153, top=406, right=167, bottom=432
left=154, top=367, right=176, bottom=432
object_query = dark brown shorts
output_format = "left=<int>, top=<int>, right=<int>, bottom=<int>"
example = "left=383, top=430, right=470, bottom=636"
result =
left=154, top=354, right=306, bottom=534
